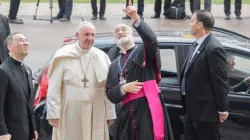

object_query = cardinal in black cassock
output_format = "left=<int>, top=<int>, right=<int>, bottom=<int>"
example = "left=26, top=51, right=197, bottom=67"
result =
left=106, top=6, right=174, bottom=140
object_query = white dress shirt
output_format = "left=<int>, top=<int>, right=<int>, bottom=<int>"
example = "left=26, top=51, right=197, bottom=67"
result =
left=191, top=33, right=210, bottom=61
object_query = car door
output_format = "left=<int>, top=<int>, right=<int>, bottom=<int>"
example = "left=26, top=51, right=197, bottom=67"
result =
left=219, top=48, right=250, bottom=140
left=158, top=42, right=190, bottom=140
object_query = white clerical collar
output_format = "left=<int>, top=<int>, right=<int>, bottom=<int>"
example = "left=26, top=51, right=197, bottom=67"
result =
left=75, top=41, right=92, bottom=55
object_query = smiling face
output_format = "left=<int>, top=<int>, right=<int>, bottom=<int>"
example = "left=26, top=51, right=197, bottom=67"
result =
left=113, top=24, right=134, bottom=50
left=76, top=26, right=96, bottom=50
left=8, top=34, right=29, bottom=58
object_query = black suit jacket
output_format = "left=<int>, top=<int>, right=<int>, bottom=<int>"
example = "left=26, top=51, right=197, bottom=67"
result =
left=0, top=14, right=10, bottom=64
left=180, top=33, right=230, bottom=122
left=0, top=58, right=37, bottom=140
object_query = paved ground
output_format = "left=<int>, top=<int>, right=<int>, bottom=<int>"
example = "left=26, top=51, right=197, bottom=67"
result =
left=1, top=3, right=250, bottom=140
left=0, top=2, right=250, bottom=18
left=0, top=2, right=249, bottom=71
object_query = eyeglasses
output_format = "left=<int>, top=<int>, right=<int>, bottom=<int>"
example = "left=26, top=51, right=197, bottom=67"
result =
left=114, top=27, right=129, bottom=34
left=15, top=38, right=29, bottom=44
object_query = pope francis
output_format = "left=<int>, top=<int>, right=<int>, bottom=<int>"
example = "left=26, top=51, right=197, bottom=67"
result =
left=46, top=21, right=116, bottom=140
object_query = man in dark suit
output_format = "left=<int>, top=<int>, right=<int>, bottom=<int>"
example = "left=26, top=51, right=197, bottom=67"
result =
left=8, top=0, right=24, bottom=24
left=0, top=14, right=10, bottom=64
left=0, top=33, right=38, bottom=140
left=224, top=0, right=242, bottom=20
left=180, top=10, right=231, bottom=140
left=91, top=0, right=106, bottom=20
left=151, top=0, right=171, bottom=18
left=52, top=0, right=72, bottom=22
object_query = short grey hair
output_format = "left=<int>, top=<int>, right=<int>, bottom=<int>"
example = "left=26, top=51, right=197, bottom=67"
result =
left=77, top=21, right=96, bottom=33
left=5, top=32, right=20, bottom=46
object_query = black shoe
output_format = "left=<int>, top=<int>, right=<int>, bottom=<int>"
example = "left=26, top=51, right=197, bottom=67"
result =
left=60, top=17, right=70, bottom=22
left=236, top=15, right=242, bottom=20
left=91, top=15, right=98, bottom=20
left=9, top=17, right=23, bottom=22
left=9, top=19, right=24, bottom=24
left=99, top=15, right=106, bottom=20
left=151, top=13, right=160, bottom=18
left=122, top=15, right=131, bottom=20
left=225, top=15, right=230, bottom=20
left=139, top=15, right=144, bottom=20
left=53, top=15, right=63, bottom=20
left=15, top=18, right=23, bottom=21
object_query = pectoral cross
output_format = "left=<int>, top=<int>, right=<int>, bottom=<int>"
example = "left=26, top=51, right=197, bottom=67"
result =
left=81, top=75, right=89, bottom=88
left=119, top=73, right=126, bottom=85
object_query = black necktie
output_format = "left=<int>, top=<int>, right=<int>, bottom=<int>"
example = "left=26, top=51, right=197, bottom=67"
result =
left=181, top=42, right=198, bottom=94
left=186, top=42, right=198, bottom=68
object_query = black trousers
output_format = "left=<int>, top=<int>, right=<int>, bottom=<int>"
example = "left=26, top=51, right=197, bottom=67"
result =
left=91, top=0, right=106, bottom=16
left=224, top=0, right=242, bottom=16
left=8, top=0, right=21, bottom=19
left=57, top=0, right=73, bottom=18
left=125, top=0, right=144, bottom=15
left=184, top=116, right=220, bottom=140
left=153, top=0, right=172, bottom=16
left=190, top=0, right=211, bottom=13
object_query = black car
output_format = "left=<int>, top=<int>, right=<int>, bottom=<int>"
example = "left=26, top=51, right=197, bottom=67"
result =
left=33, top=27, right=250, bottom=140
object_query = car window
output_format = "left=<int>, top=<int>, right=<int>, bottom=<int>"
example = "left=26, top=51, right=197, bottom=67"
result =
left=226, top=52, right=250, bottom=94
left=160, top=49, right=177, bottom=73
left=159, top=48, right=178, bottom=87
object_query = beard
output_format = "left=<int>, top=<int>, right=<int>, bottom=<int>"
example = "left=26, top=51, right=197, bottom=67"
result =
left=117, top=36, right=133, bottom=49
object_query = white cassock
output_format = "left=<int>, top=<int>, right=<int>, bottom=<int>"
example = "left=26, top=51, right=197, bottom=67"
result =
left=46, top=41, right=116, bottom=140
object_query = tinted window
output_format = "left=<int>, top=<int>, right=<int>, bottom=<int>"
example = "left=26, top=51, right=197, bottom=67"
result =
left=160, top=49, right=177, bottom=73
left=226, top=52, right=250, bottom=94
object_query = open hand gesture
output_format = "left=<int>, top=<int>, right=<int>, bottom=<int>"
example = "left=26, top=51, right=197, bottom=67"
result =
left=122, top=0, right=138, bottom=20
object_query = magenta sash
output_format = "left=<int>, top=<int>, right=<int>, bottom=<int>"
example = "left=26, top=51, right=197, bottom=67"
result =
left=122, top=80, right=165, bottom=140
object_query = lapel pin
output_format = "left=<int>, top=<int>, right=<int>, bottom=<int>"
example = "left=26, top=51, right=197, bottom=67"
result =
left=197, top=51, right=200, bottom=54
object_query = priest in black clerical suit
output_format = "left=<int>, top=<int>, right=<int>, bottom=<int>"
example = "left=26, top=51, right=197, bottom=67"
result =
left=0, top=33, right=38, bottom=140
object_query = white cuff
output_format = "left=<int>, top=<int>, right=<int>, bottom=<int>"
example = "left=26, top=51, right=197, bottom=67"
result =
left=218, top=111, right=228, bottom=114
left=120, top=86, right=127, bottom=96
left=133, top=15, right=141, bottom=27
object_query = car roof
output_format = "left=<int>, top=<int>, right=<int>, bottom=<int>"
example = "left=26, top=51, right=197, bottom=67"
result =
left=63, top=27, right=250, bottom=53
